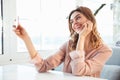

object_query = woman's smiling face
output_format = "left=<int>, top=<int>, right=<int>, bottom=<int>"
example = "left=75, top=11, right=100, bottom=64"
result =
left=70, top=11, right=88, bottom=33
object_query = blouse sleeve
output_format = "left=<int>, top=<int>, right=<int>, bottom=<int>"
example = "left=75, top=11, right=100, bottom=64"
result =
left=69, top=45, right=112, bottom=76
left=30, top=42, right=67, bottom=72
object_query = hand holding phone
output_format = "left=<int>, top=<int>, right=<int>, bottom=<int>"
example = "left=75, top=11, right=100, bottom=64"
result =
left=79, top=21, right=93, bottom=37
left=13, top=16, right=28, bottom=39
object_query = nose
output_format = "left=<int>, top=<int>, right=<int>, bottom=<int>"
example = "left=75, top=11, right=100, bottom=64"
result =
left=73, top=19, right=79, bottom=25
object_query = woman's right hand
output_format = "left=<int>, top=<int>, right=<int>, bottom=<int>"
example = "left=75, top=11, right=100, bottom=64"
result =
left=78, top=21, right=93, bottom=38
left=13, top=24, right=29, bottom=40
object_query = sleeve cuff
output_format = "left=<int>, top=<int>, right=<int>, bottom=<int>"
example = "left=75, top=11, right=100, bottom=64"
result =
left=30, top=53, right=43, bottom=65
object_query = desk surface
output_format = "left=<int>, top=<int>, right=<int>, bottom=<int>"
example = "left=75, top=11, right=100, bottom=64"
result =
left=0, top=64, right=107, bottom=80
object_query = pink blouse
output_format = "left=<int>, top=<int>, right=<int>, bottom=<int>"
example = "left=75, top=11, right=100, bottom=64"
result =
left=31, top=40, right=112, bottom=77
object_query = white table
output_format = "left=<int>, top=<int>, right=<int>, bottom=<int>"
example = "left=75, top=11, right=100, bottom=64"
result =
left=0, top=64, right=107, bottom=80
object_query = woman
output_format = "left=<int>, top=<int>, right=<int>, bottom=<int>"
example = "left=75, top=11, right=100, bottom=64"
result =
left=13, top=6, right=112, bottom=77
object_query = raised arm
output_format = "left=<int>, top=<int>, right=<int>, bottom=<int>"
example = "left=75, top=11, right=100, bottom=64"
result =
left=13, top=24, right=37, bottom=59
left=13, top=24, right=66, bottom=72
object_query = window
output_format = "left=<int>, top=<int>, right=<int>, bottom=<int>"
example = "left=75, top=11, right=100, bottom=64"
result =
left=16, top=0, right=76, bottom=52
left=0, top=0, right=76, bottom=64
left=1, top=0, right=117, bottom=64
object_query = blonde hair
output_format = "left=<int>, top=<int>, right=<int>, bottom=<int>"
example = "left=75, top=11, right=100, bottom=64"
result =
left=68, top=6, right=102, bottom=50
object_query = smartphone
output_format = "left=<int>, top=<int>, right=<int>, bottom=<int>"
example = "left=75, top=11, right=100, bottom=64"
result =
left=13, top=16, right=19, bottom=28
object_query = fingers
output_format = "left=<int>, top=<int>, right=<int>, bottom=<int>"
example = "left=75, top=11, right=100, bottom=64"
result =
left=82, top=21, right=93, bottom=30
left=15, top=30, right=21, bottom=35
left=13, top=24, right=16, bottom=28
left=86, top=21, right=93, bottom=28
left=82, top=22, right=87, bottom=28
left=13, top=28, right=21, bottom=36
left=13, top=23, right=23, bottom=30
left=12, top=22, right=21, bottom=35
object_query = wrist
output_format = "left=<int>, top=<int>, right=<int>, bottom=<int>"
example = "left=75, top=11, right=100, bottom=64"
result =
left=23, top=35, right=30, bottom=41
left=31, top=52, right=38, bottom=59
left=79, top=36, right=85, bottom=40
left=76, top=37, right=85, bottom=50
